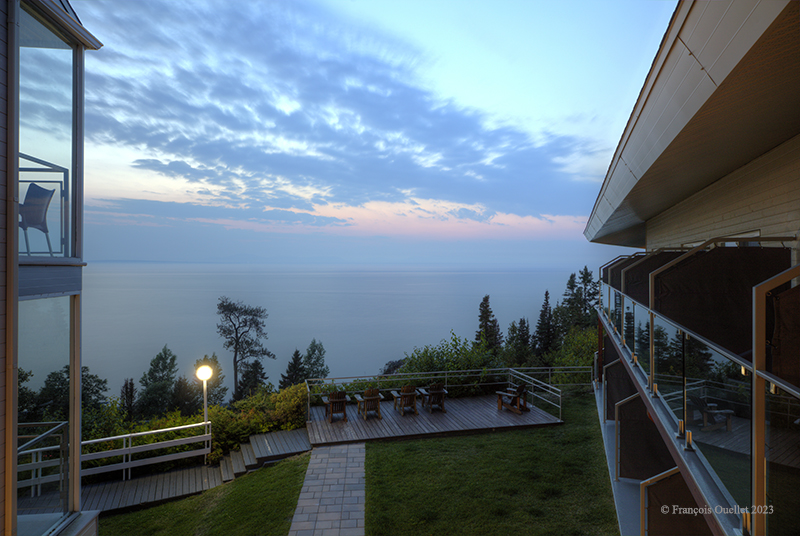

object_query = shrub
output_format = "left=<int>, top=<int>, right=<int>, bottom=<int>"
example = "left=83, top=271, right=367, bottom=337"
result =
left=273, top=383, right=308, bottom=430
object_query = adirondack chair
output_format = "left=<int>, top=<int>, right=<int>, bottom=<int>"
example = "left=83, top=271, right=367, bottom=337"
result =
left=420, top=383, right=447, bottom=414
left=496, top=384, right=529, bottom=415
left=323, top=390, right=349, bottom=423
left=688, top=394, right=733, bottom=432
left=356, top=388, right=383, bottom=420
left=391, top=385, right=418, bottom=415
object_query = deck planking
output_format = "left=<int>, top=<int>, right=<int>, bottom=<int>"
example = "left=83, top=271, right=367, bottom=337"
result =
left=306, top=394, right=562, bottom=446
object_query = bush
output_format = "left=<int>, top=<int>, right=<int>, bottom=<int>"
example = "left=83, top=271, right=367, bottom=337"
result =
left=273, top=383, right=308, bottom=430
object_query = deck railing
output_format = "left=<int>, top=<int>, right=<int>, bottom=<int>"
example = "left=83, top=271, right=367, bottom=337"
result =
left=18, top=421, right=70, bottom=512
left=81, top=421, right=211, bottom=481
left=304, top=366, right=589, bottom=422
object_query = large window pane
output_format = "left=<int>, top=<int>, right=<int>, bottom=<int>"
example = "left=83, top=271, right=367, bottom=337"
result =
left=19, top=5, right=73, bottom=258
left=17, top=297, right=72, bottom=534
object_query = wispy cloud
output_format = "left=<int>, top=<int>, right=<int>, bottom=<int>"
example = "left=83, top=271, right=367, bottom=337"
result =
left=75, top=0, right=608, bottom=258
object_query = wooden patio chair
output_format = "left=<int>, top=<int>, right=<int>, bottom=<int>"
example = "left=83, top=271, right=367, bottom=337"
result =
left=391, top=385, right=418, bottom=416
left=419, top=383, right=447, bottom=413
left=496, top=384, right=530, bottom=415
left=355, top=388, right=383, bottom=420
left=323, top=390, right=349, bottom=423
left=688, top=394, right=733, bottom=432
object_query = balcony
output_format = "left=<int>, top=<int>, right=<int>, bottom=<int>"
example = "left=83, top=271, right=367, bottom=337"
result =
left=597, top=241, right=800, bottom=535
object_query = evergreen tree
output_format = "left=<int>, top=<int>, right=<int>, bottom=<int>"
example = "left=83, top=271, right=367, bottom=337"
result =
left=578, top=266, right=598, bottom=322
left=172, top=375, right=201, bottom=416
left=37, top=365, right=108, bottom=420
left=280, top=349, right=307, bottom=389
left=194, top=353, right=228, bottom=405
left=137, top=345, right=178, bottom=418
left=502, top=318, right=533, bottom=367
left=216, top=296, right=275, bottom=400
left=533, top=291, right=556, bottom=360
left=380, top=359, right=406, bottom=375
left=303, top=339, right=330, bottom=379
left=120, top=378, right=137, bottom=421
left=475, top=294, right=503, bottom=354
left=239, top=360, right=268, bottom=398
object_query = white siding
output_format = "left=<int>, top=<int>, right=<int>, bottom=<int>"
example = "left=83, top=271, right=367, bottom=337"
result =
left=646, top=133, right=800, bottom=251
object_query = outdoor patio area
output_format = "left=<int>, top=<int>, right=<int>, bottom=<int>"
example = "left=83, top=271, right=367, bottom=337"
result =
left=306, top=393, right=562, bottom=446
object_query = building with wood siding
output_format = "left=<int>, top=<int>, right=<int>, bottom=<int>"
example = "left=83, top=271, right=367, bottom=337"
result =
left=3, top=1, right=101, bottom=535
left=586, top=1, right=800, bottom=535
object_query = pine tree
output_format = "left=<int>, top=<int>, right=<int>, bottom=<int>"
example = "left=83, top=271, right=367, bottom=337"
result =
left=503, top=317, right=533, bottom=367
left=172, top=375, right=201, bottom=416
left=303, top=339, right=330, bottom=379
left=239, top=360, right=268, bottom=398
left=120, top=378, right=137, bottom=421
left=280, top=349, right=307, bottom=389
left=137, top=345, right=178, bottom=418
left=534, top=291, right=556, bottom=361
left=578, top=266, right=598, bottom=322
left=475, top=294, right=503, bottom=354
left=216, top=296, right=275, bottom=400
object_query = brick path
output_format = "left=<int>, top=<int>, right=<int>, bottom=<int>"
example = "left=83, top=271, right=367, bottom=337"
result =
left=288, top=443, right=366, bottom=536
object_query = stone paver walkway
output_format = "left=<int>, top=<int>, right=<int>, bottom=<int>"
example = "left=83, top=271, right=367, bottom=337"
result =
left=288, top=443, right=366, bottom=536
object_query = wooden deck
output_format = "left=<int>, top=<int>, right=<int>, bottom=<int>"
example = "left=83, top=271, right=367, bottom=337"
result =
left=18, top=428, right=312, bottom=514
left=307, top=394, right=562, bottom=446
left=18, top=396, right=562, bottom=514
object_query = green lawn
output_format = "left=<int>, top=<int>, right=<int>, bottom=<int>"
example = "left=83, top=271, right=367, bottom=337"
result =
left=97, top=391, right=618, bottom=536
left=365, top=391, right=619, bottom=536
left=98, top=452, right=309, bottom=536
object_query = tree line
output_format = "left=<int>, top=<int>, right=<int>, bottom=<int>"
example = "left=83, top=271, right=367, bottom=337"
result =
left=384, top=266, right=599, bottom=375
left=20, top=295, right=329, bottom=424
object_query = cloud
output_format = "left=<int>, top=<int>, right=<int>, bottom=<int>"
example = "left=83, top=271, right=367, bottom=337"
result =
left=75, top=0, right=606, bottom=259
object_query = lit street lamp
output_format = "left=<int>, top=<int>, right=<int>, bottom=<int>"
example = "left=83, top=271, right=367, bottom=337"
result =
left=196, top=364, right=213, bottom=461
left=196, top=364, right=213, bottom=424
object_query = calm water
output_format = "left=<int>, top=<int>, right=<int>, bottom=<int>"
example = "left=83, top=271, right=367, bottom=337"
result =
left=82, top=263, right=571, bottom=397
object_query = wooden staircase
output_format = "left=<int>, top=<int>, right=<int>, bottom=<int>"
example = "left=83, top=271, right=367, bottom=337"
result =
left=218, top=428, right=311, bottom=483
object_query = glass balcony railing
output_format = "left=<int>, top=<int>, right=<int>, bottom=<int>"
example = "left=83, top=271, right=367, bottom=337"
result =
left=600, top=281, right=753, bottom=512
left=19, top=153, right=70, bottom=258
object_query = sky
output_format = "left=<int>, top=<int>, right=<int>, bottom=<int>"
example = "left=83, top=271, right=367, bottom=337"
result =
left=70, top=0, right=675, bottom=270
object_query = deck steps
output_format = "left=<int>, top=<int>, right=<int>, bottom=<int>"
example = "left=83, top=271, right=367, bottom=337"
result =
left=220, top=456, right=235, bottom=482
left=241, top=442, right=259, bottom=469
left=230, top=449, right=247, bottom=477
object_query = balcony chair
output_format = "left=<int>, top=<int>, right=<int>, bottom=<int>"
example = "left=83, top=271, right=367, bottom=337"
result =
left=419, top=383, right=447, bottom=414
left=688, top=395, right=733, bottom=432
left=391, top=385, right=418, bottom=416
left=355, top=388, right=382, bottom=420
left=497, top=384, right=530, bottom=415
left=20, top=182, right=55, bottom=256
left=323, top=390, right=349, bottom=423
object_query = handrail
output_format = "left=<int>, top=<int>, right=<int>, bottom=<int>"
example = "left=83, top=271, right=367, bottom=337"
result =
left=81, top=421, right=209, bottom=446
left=304, top=366, right=582, bottom=422
left=18, top=421, right=67, bottom=454
left=81, top=421, right=211, bottom=480
left=603, top=282, right=753, bottom=373
left=647, top=234, right=796, bottom=309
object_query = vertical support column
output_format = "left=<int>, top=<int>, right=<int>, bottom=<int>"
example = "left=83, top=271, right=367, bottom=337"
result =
left=6, top=1, right=21, bottom=533
left=69, top=293, right=82, bottom=513
left=752, top=285, right=767, bottom=535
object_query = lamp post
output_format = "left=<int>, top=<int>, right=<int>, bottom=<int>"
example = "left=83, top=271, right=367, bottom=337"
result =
left=196, top=364, right=213, bottom=461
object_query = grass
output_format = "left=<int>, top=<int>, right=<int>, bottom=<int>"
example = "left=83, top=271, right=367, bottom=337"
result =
left=98, top=452, right=309, bottom=536
left=98, top=391, right=618, bottom=536
left=365, top=391, right=619, bottom=536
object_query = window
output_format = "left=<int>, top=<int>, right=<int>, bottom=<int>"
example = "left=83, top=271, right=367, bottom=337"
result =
left=19, top=4, right=75, bottom=258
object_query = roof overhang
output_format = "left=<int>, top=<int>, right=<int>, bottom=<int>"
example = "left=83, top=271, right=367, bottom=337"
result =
left=585, top=0, right=800, bottom=247
left=27, top=0, right=103, bottom=50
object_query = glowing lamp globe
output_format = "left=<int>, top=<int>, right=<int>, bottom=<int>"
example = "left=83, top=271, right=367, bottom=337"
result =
left=196, top=365, right=213, bottom=382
